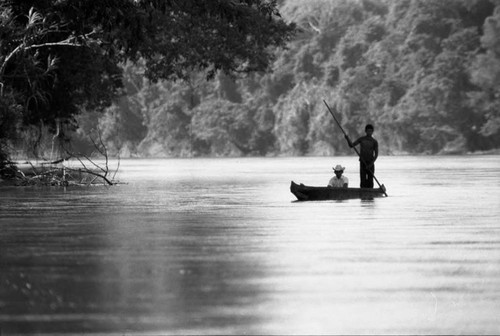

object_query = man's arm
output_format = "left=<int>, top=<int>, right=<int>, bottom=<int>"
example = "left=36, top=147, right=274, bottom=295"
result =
left=345, top=135, right=360, bottom=148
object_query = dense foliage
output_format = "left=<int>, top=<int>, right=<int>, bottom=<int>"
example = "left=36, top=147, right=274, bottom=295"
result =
left=81, top=0, right=500, bottom=157
left=2, top=0, right=500, bottom=162
left=0, top=0, right=295, bottom=164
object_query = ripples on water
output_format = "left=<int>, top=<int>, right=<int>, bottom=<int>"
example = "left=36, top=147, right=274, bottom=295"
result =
left=1, top=156, right=499, bottom=334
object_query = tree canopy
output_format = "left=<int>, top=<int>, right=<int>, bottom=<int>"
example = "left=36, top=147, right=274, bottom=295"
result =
left=0, top=0, right=295, bottom=164
left=3, top=0, right=500, bottom=163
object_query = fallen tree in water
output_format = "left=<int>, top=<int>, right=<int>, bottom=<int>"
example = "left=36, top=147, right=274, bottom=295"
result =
left=8, top=157, right=119, bottom=187
left=1, top=129, right=119, bottom=187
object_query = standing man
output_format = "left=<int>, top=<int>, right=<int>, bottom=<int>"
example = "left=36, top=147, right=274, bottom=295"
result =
left=346, top=124, right=378, bottom=188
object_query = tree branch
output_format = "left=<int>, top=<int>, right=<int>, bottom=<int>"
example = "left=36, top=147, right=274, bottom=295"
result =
left=0, top=7, right=99, bottom=96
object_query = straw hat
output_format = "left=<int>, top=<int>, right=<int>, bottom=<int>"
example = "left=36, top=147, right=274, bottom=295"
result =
left=333, top=164, right=345, bottom=172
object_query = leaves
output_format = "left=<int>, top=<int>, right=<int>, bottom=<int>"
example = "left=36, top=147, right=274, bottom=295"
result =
left=0, top=0, right=295, bottom=162
left=26, top=7, right=42, bottom=29
left=3, top=0, right=500, bottom=161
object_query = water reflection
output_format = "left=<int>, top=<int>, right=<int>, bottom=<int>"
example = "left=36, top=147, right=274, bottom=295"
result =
left=92, top=208, right=271, bottom=333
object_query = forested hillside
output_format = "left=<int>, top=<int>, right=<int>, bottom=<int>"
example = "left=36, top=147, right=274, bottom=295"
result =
left=80, top=0, right=500, bottom=156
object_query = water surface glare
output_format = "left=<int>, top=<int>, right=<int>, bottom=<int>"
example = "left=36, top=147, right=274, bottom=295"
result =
left=1, top=156, right=499, bottom=334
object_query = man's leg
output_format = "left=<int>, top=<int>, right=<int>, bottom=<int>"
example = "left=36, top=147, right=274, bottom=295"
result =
left=367, top=164, right=375, bottom=188
left=360, top=162, right=368, bottom=188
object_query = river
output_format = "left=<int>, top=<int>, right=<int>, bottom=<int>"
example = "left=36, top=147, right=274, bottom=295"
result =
left=1, top=155, right=499, bottom=335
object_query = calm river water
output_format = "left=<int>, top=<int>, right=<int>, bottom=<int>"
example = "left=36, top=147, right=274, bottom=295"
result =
left=1, top=155, right=499, bottom=335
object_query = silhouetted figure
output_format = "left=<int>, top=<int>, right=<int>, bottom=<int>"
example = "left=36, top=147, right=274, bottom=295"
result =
left=346, top=124, right=378, bottom=188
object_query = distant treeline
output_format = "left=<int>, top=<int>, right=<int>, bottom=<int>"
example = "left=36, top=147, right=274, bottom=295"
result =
left=76, top=0, right=500, bottom=157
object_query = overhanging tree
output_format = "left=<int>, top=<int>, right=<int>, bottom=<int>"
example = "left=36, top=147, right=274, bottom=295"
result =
left=0, top=0, right=295, bottom=167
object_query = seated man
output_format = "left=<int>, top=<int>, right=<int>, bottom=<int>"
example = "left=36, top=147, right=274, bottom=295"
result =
left=328, top=164, right=349, bottom=188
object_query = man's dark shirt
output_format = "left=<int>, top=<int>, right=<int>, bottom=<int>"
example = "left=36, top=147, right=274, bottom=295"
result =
left=353, top=136, right=378, bottom=163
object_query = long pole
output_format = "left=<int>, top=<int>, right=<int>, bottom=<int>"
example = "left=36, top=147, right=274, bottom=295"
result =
left=323, top=100, right=387, bottom=196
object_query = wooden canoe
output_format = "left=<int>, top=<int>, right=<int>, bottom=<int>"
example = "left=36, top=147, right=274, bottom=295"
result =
left=290, top=181, right=387, bottom=201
